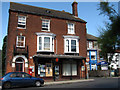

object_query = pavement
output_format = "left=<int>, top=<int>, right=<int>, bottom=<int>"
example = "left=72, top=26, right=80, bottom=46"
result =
left=44, top=78, right=94, bottom=85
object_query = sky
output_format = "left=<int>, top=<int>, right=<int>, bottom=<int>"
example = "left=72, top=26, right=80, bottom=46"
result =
left=0, top=0, right=119, bottom=50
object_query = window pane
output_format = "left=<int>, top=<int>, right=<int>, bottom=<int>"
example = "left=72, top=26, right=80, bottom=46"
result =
left=44, top=37, right=50, bottom=42
left=17, top=36, right=25, bottom=47
left=71, top=40, right=76, bottom=45
left=44, top=37, right=50, bottom=50
left=66, top=40, right=69, bottom=52
left=63, top=63, right=71, bottom=76
left=71, top=40, right=76, bottom=52
left=42, top=19, right=50, bottom=31
left=18, top=16, right=26, bottom=28
left=68, top=23, right=74, bottom=34
left=89, top=41, right=93, bottom=48
left=71, top=46, right=76, bottom=52
left=39, top=37, right=42, bottom=50
left=72, top=63, right=77, bottom=75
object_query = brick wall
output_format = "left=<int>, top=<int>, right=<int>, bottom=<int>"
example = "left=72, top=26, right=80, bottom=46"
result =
left=6, top=11, right=87, bottom=73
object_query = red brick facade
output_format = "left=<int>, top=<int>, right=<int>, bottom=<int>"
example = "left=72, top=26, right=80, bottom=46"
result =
left=6, top=2, right=87, bottom=80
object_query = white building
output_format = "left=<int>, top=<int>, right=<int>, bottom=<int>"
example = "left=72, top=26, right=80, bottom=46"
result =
left=108, top=50, right=120, bottom=70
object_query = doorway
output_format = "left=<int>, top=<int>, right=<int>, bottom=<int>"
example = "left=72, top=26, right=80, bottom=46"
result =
left=15, top=58, right=24, bottom=72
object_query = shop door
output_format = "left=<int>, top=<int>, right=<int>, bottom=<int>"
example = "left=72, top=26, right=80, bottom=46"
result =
left=46, top=63, right=53, bottom=77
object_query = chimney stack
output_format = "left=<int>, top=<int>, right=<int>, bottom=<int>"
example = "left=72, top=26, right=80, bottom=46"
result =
left=72, top=0, right=78, bottom=17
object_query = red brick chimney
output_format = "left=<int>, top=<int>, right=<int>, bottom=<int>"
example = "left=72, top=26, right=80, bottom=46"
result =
left=72, top=0, right=78, bottom=17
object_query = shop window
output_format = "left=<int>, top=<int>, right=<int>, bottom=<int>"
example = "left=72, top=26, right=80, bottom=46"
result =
left=91, top=55, right=96, bottom=60
left=38, top=63, right=53, bottom=77
left=62, top=62, right=77, bottom=76
left=17, top=16, right=26, bottom=29
left=39, top=64, right=46, bottom=77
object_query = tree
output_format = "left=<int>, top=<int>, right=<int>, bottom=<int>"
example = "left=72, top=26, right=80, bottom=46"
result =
left=2, top=35, right=7, bottom=76
left=97, top=0, right=120, bottom=60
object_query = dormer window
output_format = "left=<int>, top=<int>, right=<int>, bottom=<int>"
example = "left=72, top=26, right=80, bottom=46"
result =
left=68, top=23, right=75, bottom=34
left=42, top=19, right=50, bottom=31
left=17, top=16, right=26, bottom=29
left=16, top=36, right=25, bottom=48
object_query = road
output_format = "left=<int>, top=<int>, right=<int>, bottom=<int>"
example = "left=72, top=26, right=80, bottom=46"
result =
left=1, top=77, right=120, bottom=90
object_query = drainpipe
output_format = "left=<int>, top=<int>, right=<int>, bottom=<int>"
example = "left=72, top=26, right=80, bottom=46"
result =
left=70, top=59, right=72, bottom=80
left=55, top=38, right=57, bottom=55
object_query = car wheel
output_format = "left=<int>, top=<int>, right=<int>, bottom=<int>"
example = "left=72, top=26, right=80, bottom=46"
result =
left=3, top=82, right=11, bottom=89
left=35, top=81, right=41, bottom=87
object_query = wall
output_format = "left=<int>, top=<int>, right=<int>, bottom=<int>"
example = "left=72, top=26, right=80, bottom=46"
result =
left=6, top=11, right=87, bottom=74
left=88, top=70, right=110, bottom=77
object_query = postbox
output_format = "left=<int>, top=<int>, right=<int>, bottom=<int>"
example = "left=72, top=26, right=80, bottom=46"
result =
left=29, top=68, right=32, bottom=76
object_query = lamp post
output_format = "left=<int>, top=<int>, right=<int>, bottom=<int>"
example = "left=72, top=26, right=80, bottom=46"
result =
left=85, top=62, right=89, bottom=79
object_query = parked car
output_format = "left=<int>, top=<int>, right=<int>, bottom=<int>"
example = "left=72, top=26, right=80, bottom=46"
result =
left=1, top=72, right=44, bottom=89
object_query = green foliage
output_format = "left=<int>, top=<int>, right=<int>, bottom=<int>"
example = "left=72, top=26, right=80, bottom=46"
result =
left=2, top=35, right=7, bottom=76
left=98, top=0, right=120, bottom=60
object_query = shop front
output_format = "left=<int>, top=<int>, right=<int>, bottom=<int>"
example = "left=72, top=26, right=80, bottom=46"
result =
left=33, top=54, right=87, bottom=81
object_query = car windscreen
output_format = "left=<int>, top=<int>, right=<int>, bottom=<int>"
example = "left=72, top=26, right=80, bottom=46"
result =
left=2, top=73, right=11, bottom=78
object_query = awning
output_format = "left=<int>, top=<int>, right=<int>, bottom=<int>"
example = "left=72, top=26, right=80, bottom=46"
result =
left=33, top=54, right=86, bottom=60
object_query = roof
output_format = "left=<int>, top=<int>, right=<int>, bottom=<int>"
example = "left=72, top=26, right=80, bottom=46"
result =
left=87, top=34, right=98, bottom=41
left=10, top=2, right=86, bottom=23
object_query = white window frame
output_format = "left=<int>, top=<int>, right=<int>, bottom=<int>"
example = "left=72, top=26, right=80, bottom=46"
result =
left=64, top=38, right=79, bottom=53
left=68, top=23, right=75, bottom=34
left=17, top=16, right=26, bottom=29
left=41, top=19, right=50, bottom=31
left=37, top=36, right=54, bottom=52
left=89, top=41, right=93, bottom=49
left=16, top=36, right=25, bottom=48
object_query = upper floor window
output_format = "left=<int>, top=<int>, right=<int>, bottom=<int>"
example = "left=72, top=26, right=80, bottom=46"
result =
left=16, top=36, right=25, bottom=48
left=89, top=41, right=93, bottom=49
left=17, top=16, right=26, bottom=29
left=42, top=19, right=50, bottom=31
left=36, top=33, right=55, bottom=52
left=64, top=36, right=79, bottom=53
left=68, top=23, right=75, bottom=34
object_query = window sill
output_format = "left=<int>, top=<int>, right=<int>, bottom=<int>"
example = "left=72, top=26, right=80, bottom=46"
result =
left=17, top=27, right=26, bottom=30
left=64, top=52, right=79, bottom=54
left=41, top=29, right=50, bottom=32
left=16, top=46, right=25, bottom=48
left=67, top=33, right=75, bottom=35
left=37, top=50, right=54, bottom=52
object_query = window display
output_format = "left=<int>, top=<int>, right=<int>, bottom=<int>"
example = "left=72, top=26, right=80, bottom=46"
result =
left=46, top=63, right=53, bottom=77
left=38, top=64, right=46, bottom=77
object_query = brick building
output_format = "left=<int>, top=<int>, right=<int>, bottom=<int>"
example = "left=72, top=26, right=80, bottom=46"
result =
left=86, top=34, right=101, bottom=70
left=6, top=1, right=87, bottom=81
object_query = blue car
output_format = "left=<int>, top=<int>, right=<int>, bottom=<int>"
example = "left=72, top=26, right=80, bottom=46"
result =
left=1, top=72, right=44, bottom=89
